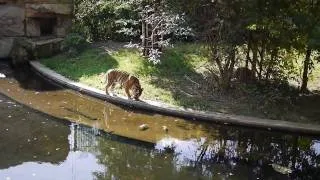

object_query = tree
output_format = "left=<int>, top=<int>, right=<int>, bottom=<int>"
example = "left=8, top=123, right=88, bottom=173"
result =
left=171, top=0, right=248, bottom=89
left=288, top=0, right=320, bottom=92
left=140, top=0, right=194, bottom=63
left=167, top=0, right=320, bottom=92
left=73, top=0, right=141, bottom=41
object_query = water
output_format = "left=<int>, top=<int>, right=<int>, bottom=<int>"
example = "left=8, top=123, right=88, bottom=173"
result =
left=0, top=61, right=320, bottom=179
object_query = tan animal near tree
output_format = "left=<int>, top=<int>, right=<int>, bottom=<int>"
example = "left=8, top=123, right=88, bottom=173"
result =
left=104, top=69, right=143, bottom=100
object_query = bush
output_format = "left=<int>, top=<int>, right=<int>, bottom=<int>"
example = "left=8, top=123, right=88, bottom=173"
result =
left=73, top=0, right=141, bottom=41
left=62, top=33, right=88, bottom=57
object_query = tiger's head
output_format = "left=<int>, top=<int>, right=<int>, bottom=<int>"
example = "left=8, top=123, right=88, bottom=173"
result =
left=132, top=86, right=143, bottom=100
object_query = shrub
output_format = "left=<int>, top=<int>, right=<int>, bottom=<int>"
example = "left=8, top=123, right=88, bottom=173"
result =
left=62, top=33, right=88, bottom=57
left=73, top=0, right=140, bottom=41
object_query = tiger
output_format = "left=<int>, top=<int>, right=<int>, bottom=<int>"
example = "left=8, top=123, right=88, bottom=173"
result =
left=234, top=67, right=256, bottom=83
left=104, top=69, right=143, bottom=100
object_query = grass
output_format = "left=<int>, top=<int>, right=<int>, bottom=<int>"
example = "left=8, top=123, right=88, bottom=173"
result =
left=42, top=43, right=211, bottom=109
left=41, top=42, right=320, bottom=124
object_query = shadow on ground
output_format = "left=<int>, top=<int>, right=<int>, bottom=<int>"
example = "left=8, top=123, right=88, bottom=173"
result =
left=136, top=46, right=236, bottom=113
left=136, top=47, right=320, bottom=124
left=295, top=92, right=320, bottom=122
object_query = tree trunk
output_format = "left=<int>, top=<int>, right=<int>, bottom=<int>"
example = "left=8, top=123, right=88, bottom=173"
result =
left=245, top=41, right=251, bottom=69
left=258, top=46, right=264, bottom=80
left=219, top=48, right=236, bottom=90
left=300, top=48, right=312, bottom=93
left=252, top=44, right=258, bottom=78
left=141, top=20, right=147, bottom=56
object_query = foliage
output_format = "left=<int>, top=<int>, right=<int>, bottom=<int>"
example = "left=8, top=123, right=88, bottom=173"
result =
left=70, top=0, right=320, bottom=91
left=139, top=2, right=195, bottom=63
left=73, top=0, right=141, bottom=41
left=62, top=33, right=88, bottom=57
left=166, top=0, right=320, bottom=92
left=72, top=0, right=194, bottom=63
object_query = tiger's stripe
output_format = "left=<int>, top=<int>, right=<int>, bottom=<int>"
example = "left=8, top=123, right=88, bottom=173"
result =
left=104, top=69, right=143, bottom=100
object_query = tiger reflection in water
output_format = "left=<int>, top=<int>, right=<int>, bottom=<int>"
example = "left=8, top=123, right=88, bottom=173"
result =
left=104, top=69, right=143, bottom=100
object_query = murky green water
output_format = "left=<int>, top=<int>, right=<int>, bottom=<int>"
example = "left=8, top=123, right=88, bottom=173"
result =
left=1, top=61, right=320, bottom=179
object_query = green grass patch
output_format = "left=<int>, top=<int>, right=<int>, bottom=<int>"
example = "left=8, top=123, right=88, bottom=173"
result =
left=41, top=43, right=209, bottom=109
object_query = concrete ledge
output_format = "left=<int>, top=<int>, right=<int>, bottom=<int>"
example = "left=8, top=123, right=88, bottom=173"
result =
left=30, top=61, right=320, bottom=135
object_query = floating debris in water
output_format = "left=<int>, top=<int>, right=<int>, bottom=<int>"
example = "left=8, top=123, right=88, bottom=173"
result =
left=139, top=124, right=149, bottom=131
left=270, top=163, right=292, bottom=174
left=0, top=73, right=5, bottom=78
left=162, top=126, right=168, bottom=132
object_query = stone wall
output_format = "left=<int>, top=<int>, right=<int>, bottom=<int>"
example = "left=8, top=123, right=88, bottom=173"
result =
left=0, top=0, right=72, bottom=59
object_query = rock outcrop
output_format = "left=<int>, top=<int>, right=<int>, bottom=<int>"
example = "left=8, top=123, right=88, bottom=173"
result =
left=0, top=0, right=72, bottom=60
left=0, top=5, right=25, bottom=37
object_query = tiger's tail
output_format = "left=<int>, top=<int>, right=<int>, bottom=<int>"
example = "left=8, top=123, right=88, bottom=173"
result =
left=104, top=73, right=108, bottom=84
left=103, top=69, right=113, bottom=84
left=101, top=72, right=108, bottom=84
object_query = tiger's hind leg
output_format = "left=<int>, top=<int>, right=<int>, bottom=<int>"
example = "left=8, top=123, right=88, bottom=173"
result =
left=105, top=74, right=114, bottom=95
left=110, top=83, right=117, bottom=96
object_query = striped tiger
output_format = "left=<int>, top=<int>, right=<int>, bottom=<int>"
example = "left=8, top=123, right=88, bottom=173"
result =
left=104, top=69, right=143, bottom=100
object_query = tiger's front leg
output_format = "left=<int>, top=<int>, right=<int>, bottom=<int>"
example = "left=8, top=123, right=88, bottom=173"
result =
left=105, top=82, right=112, bottom=95
left=124, top=87, right=132, bottom=99
left=124, top=85, right=131, bottom=99
left=105, top=82, right=117, bottom=96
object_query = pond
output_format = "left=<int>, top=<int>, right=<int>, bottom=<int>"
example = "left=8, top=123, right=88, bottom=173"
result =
left=0, top=61, right=320, bottom=179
